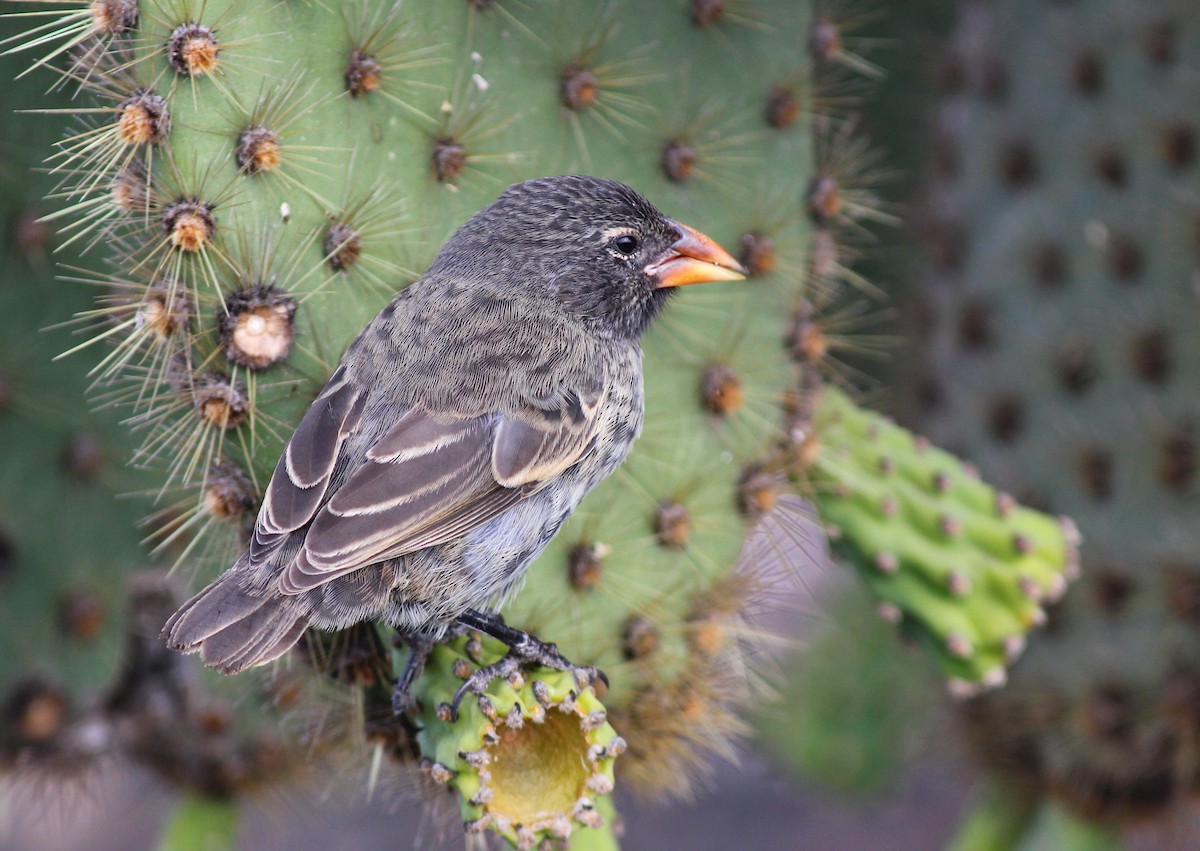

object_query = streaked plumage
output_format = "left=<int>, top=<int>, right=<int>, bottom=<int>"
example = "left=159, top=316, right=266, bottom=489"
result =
left=164, top=175, right=744, bottom=674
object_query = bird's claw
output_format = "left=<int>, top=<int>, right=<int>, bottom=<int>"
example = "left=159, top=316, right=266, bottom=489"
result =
left=390, top=630, right=435, bottom=720
left=443, top=639, right=608, bottom=722
left=448, top=652, right=524, bottom=720
left=391, top=688, right=418, bottom=718
left=502, top=632, right=608, bottom=694
left=437, top=609, right=609, bottom=721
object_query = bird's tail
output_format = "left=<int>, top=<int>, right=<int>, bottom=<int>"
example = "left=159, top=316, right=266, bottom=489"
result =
left=161, top=571, right=311, bottom=674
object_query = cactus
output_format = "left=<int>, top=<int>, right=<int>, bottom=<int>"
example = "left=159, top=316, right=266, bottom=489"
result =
left=3, top=0, right=1083, bottom=846
left=2, top=1, right=823, bottom=840
left=904, top=0, right=1200, bottom=833
left=0, top=14, right=304, bottom=842
left=755, top=577, right=939, bottom=795
left=804, top=384, right=1080, bottom=696
left=0, top=8, right=149, bottom=745
left=413, top=635, right=623, bottom=847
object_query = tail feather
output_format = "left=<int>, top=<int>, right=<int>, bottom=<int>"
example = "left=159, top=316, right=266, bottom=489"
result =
left=162, top=572, right=311, bottom=674
left=163, top=571, right=269, bottom=648
left=202, top=601, right=311, bottom=673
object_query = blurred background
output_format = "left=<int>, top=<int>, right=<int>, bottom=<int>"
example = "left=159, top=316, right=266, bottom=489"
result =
left=3, top=1, right=1199, bottom=848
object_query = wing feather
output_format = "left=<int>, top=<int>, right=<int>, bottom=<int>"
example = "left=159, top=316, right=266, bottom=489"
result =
left=254, top=370, right=365, bottom=561
left=275, top=382, right=606, bottom=596
left=307, top=424, right=493, bottom=564
left=325, top=419, right=487, bottom=518
left=492, top=384, right=606, bottom=486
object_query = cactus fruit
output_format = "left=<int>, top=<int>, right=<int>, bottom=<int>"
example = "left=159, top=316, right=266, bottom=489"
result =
left=413, top=635, right=623, bottom=848
left=907, top=0, right=1200, bottom=829
left=4, top=0, right=1084, bottom=845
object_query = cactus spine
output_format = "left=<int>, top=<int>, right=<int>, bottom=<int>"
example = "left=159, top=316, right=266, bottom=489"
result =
left=3, top=0, right=1084, bottom=845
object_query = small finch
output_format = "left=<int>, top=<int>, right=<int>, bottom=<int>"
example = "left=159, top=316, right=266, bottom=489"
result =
left=163, top=175, right=745, bottom=708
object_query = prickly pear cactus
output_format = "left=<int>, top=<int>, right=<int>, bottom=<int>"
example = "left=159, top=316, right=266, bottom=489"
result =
left=910, top=0, right=1200, bottom=828
left=805, top=385, right=1080, bottom=696
left=4, top=0, right=1081, bottom=846
left=10, top=0, right=820, bottom=827
left=0, top=12, right=299, bottom=828
left=0, top=51, right=151, bottom=767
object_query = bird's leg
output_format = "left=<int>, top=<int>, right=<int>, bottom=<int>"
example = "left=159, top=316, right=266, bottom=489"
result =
left=447, top=609, right=609, bottom=720
left=391, top=630, right=435, bottom=717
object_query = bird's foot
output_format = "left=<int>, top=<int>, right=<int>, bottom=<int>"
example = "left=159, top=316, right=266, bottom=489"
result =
left=391, top=630, right=435, bottom=718
left=445, top=609, right=608, bottom=722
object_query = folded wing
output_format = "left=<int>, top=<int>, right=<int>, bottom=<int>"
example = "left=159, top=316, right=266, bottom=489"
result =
left=269, top=380, right=607, bottom=595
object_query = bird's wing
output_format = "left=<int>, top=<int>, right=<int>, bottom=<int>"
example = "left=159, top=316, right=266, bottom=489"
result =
left=272, top=379, right=608, bottom=595
left=252, top=366, right=367, bottom=555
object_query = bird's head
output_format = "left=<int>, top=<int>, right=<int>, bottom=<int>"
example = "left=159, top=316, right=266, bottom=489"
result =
left=433, top=175, right=746, bottom=340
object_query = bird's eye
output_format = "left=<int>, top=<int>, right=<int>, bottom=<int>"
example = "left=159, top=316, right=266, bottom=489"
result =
left=612, top=234, right=639, bottom=256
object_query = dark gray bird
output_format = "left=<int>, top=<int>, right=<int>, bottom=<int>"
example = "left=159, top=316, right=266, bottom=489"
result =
left=163, top=175, right=744, bottom=705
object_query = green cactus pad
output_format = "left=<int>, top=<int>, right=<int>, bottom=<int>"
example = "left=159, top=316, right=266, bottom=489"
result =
left=10, top=0, right=830, bottom=807
left=5, top=0, right=1093, bottom=839
left=807, top=385, right=1081, bottom=694
left=901, top=0, right=1200, bottom=822
left=0, top=11, right=147, bottom=730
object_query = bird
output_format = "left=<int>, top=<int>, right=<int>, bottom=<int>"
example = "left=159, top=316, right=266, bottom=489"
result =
left=163, top=175, right=745, bottom=711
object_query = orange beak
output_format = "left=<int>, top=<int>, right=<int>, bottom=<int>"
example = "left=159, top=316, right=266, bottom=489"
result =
left=644, top=220, right=747, bottom=288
